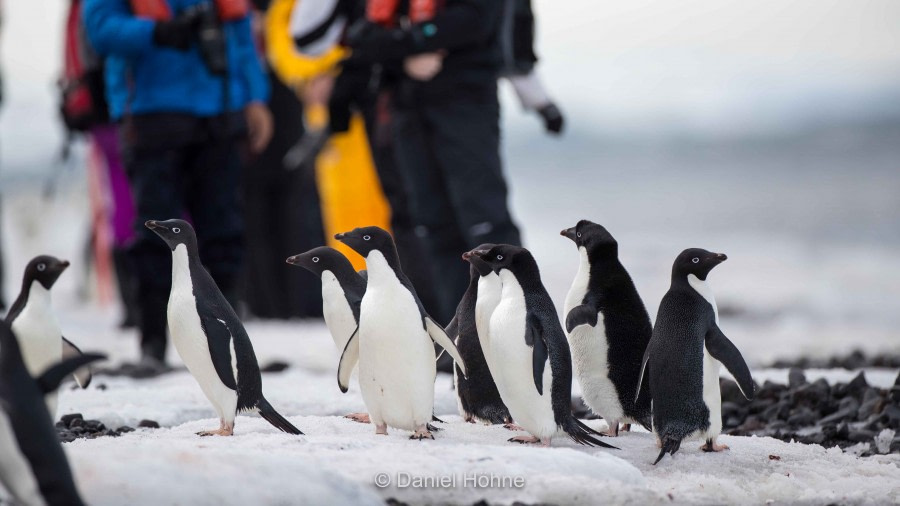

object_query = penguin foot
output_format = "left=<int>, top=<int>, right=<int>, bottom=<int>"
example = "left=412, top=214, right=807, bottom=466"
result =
left=375, top=424, right=388, bottom=435
left=605, top=421, right=620, bottom=437
left=197, top=428, right=233, bottom=437
left=622, top=423, right=632, bottom=432
left=345, top=413, right=371, bottom=424
left=700, top=439, right=729, bottom=452
left=507, top=435, right=541, bottom=444
left=503, top=423, right=526, bottom=431
left=410, top=427, right=434, bottom=440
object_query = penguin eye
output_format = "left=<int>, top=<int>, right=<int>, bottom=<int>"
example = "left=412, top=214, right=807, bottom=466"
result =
left=37, top=263, right=46, bottom=272
left=312, top=257, right=320, bottom=263
left=692, top=257, right=700, bottom=264
left=363, top=235, right=371, bottom=241
left=496, top=254, right=504, bottom=261
left=576, top=232, right=582, bottom=238
left=172, top=227, right=181, bottom=234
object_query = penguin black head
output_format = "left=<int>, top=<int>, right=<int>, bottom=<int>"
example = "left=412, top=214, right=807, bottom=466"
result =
left=145, top=219, right=196, bottom=251
left=461, top=243, right=496, bottom=277
left=23, top=255, right=70, bottom=290
left=673, top=248, right=727, bottom=281
left=561, top=220, right=618, bottom=256
left=334, top=226, right=393, bottom=258
left=467, top=244, right=529, bottom=273
left=286, top=246, right=352, bottom=276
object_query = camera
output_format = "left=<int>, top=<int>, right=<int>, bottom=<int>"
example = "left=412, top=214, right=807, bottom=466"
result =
left=183, top=2, right=228, bottom=76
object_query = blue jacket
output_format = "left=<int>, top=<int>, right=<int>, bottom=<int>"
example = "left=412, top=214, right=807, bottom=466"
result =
left=83, top=0, right=269, bottom=119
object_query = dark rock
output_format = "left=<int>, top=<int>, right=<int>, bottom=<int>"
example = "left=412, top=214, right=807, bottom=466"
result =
left=892, top=437, right=900, bottom=453
left=737, top=416, right=766, bottom=432
left=104, top=429, right=119, bottom=437
left=846, top=372, right=869, bottom=399
left=835, top=421, right=850, bottom=439
left=838, top=397, right=860, bottom=413
left=819, top=407, right=856, bottom=426
left=847, top=429, right=876, bottom=443
left=69, top=417, right=85, bottom=429
left=788, top=368, right=807, bottom=388
left=857, top=397, right=885, bottom=421
left=84, top=420, right=106, bottom=432
left=787, top=408, right=818, bottom=427
left=720, top=378, right=751, bottom=405
left=116, top=426, right=136, bottom=434
left=798, top=432, right=826, bottom=445
left=60, top=413, right=83, bottom=427
left=762, top=401, right=791, bottom=422
left=96, top=383, right=108, bottom=391
left=138, top=419, right=160, bottom=429
left=260, top=361, right=290, bottom=373
left=758, top=380, right=787, bottom=401
left=882, top=405, right=900, bottom=429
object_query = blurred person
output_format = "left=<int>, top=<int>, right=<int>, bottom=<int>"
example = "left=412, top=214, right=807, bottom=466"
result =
left=264, top=0, right=391, bottom=273
left=346, top=0, right=522, bottom=323
left=0, top=0, right=5, bottom=311
left=60, top=0, right=139, bottom=328
left=499, top=0, right=563, bottom=135
left=241, top=0, right=326, bottom=319
left=267, top=0, right=441, bottom=313
left=84, top=0, right=273, bottom=366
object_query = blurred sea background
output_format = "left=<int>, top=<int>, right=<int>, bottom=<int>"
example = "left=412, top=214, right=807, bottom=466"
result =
left=1, top=0, right=898, bottom=365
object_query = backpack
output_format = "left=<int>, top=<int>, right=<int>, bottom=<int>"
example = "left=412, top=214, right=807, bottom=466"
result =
left=60, top=0, right=109, bottom=132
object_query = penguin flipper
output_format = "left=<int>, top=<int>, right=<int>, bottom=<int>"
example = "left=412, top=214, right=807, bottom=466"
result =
left=337, top=326, right=359, bottom=393
left=198, top=313, right=238, bottom=391
left=635, top=344, right=651, bottom=403
left=565, top=304, right=598, bottom=333
left=424, top=317, right=467, bottom=377
left=62, top=337, right=92, bottom=388
left=525, top=315, right=547, bottom=396
left=706, top=325, right=755, bottom=399
left=36, top=353, right=106, bottom=395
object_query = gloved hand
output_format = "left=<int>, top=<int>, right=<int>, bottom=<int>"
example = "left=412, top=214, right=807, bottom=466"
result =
left=345, top=19, right=420, bottom=63
left=152, top=12, right=200, bottom=51
left=538, top=103, right=565, bottom=135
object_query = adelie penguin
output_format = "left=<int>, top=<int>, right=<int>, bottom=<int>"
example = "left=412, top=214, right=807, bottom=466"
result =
left=637, top=248, right=755, bottom=464
left=561, top=221, right=652, bottom=436
left=334, top=226, right=467, bottom=439
left=286, top=246, right=370, bottom=423
left=146, top=219, right=302, bottom=436
left=0, top=319, right=105, bottom=506
left=5, top=255, right=93, bottom=417
left=450, top=246, right=512, bottom=425
left=468, top=245, right=616, bottom=448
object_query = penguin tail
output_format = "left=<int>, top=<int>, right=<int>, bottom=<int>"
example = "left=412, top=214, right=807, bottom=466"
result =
left=653, top=437, right=682, bottom=465
left=479, top=406, right=512, bottom=425
left=257, top=397, right=303, bottom=435
left=564, top=417, right=619, bottom=449
left=431, top=414, right=446, bottom=424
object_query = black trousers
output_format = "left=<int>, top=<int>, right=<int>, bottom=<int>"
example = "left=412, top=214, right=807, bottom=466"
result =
left=392, top=84, right=521, bottom=324
left=241, top=73, right=325, bottom=318
left=120, top=113, right=245, bottom=361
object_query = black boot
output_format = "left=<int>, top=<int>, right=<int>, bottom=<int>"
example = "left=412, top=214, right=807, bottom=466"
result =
left=113, top=247, right=140, bottom=329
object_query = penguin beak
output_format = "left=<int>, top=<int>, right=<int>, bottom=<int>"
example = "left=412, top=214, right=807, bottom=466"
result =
left=714, top=253, right=728, bottom=263
left=145, top=220, right=167, bottom=232
left=286, top=255, right=301, bottom=265
left=57, top=260, right=70, bottom=271
left=560, top=227, right=577, bottom=241
left=461, top=251, right=474, bottom=261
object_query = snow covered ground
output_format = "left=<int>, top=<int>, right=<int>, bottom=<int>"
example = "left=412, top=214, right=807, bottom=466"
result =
left=40, top=311, right=898, bottom=506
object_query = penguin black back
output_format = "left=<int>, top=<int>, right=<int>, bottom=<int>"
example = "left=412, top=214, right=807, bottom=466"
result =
left=562, top=220, right=652, bottom=428
left=453, top=258, right=511, bottom=425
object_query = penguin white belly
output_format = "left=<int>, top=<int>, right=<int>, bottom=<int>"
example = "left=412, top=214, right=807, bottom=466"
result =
left=563, top=246, right=590, bottom=317
left=474, top=274, right=501, bottom=376
left=688, top=274, right=723, bottom=440
left=320, top=272, right=357, bottom=352
left=568, top=312, right=625, bottom=424
left=0, top=410, right=45, bottom=506
left=11, top=284, right=64, bottom=416
left=357, top=253, right=435, bottom=431
left=168, top=245, right=237, bottom=421
left=489, top=279, right=556, bottom=439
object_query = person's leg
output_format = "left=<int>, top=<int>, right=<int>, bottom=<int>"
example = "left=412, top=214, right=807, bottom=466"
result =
left=363, top=93, right=441, bottom=318
left=121, top=115, right=192, bottom=363
left=426, top=91, right=522, bottom=251
left=185, top=126, right=244, bottom=310
left=391, top=105, right=468, bottom=324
